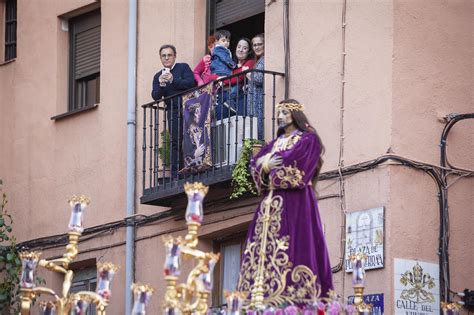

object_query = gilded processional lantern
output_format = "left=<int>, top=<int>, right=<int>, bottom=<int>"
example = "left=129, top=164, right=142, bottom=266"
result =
left=18, top=185, right=388, bottom=315
left=19, top=196, right=119, bottom=315
left=162, top=182, right=220, bottom=315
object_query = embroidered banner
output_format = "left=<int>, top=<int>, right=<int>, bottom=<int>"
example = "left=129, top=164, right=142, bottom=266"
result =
left=180, top=85, right=213, bottom=174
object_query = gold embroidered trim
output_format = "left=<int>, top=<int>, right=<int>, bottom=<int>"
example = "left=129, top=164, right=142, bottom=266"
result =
left=271, top=162, right=305, bottom=189
left=237, top=194, right=320, bottom=306
left=251, top=131, right=303, bottom=191
left=252, top=164, right=268, bottom=193
left=271, top=132, right=302, bottom=153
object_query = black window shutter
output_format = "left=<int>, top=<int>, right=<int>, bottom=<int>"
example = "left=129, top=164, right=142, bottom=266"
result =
left=215, top=0, right=264, bottom=28
left=4, top=0, right=17, bottom=61
left=71, top=11, right=101, bottom=80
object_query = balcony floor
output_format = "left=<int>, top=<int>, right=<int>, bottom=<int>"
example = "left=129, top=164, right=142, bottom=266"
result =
left=140, top=166, right=234, bottom=207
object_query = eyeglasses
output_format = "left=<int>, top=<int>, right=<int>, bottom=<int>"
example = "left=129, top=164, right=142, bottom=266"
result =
left=161, top=54, right=175, bottom=59
left=253, top=43, right=264, bottom=47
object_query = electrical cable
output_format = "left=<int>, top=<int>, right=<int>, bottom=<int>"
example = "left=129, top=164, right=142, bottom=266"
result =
left=17, top=209, right=177, bottom=251
left=438, top=113, right=474, bottom=302
left=17, top=153, right=472, bottom=252
left=331, top=0, right=348, bottom=284
left=283, top=0, right=290, bottom=99
left=40, top=207, right=257, bottom=260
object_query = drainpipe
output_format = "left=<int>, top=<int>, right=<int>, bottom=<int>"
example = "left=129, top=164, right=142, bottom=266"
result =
left=283, top=0, right=290, bottom=99
left=125, top=0, right=137, bottom=314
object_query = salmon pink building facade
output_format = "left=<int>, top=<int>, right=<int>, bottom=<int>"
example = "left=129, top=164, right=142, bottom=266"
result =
left=0, top=0, right=472, bottom=314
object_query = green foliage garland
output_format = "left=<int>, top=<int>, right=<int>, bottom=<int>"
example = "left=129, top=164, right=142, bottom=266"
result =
left=230, top=139, right=263, bottom=199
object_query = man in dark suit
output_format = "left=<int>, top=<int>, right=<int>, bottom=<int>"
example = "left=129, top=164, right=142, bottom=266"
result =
left=152, top=44, right=195, bottom=178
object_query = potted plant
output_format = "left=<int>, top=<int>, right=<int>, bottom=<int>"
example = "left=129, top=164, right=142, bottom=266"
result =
left=158, top=130, right=171, bottom=177
left=230, top=139, right=264, bottom=199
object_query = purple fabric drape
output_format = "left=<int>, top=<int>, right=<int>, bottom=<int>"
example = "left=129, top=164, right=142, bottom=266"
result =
left=237, top=130, right=333, bottom=307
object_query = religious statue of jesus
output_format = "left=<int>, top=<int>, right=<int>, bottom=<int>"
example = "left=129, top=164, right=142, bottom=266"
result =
left=237, top=99, right=334, bottom=308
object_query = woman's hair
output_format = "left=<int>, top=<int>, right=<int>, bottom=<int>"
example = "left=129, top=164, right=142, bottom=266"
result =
left=276, top=99, right=325, bottom=187
left=207, top=35, right=216, bottom=53
left=251, top=33, right=265, bottom=59
left=234, top=37, right=253, bottom=62
left=252, top=33, right=265, bottom=42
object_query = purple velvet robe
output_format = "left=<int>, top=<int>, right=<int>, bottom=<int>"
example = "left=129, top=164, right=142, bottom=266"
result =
left=237, top=130, right=333, bottom=307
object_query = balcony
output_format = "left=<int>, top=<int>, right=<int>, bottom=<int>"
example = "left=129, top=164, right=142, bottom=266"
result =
left=140, top=69, right=285, bottom=207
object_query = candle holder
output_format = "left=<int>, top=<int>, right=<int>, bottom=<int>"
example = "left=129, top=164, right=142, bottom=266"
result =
left=225, top=291, right=246, bottom=315
left=19, top=196, right=118, bottom=315
left=131, top=283, right=154, bottom=315
left=441, top=302, right=462, bottom=315
left=67, top=195, right=89, bottom=233
left=97, top=262, right=119, bottom=300
left=184, top=182, right=209, bottom=248
left=161, top=182, right=220, bottom=315
left=184, top=182, right=207, bottom=225
left=19, top=251, right=41, bottom=289
left=349, top=253, right=372, bottom=314
left=69, top=294, right=92, bottom=314
left=198, top=255, right=218, bottom=291
left=163, top=237, right=182, bottom=277
left=39, top=300, right=57, bottom=315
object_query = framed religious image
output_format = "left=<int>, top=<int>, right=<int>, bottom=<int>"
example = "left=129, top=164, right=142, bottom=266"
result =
left=180, top=85, right=213, bottom=174
left=345, top=207, right=385, bottom=272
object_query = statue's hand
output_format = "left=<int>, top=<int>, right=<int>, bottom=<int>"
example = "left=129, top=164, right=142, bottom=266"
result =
left=258, top=153, right=283, bottom=173
left=267, top=155, right=283, bottom=169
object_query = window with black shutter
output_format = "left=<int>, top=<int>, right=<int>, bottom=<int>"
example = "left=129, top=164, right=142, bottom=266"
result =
left=70, top=265, right=97, bottom=314
left=4, top=0, right=17, bottom=61
left=69, top=10, right=101, bottom=111
left=207, top=0, right=264, bottom=55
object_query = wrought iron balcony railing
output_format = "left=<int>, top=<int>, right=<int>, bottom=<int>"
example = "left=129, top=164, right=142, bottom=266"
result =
left=140, top=69, right=284, bottom=206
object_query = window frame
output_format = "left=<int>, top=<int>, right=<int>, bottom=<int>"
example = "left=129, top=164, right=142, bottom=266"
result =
left=212, top=232, right=247, bottom=307
left=4, top=0, right=17, bottom=62
left=68, top=9, right=101, bottom=112
left=69, top=261, right=98, bottom=315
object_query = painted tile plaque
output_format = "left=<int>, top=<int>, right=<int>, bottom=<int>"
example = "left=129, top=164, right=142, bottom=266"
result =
left=394, top=258, right=440, bottom=315
left=345, top=207, right=384, bottom=272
